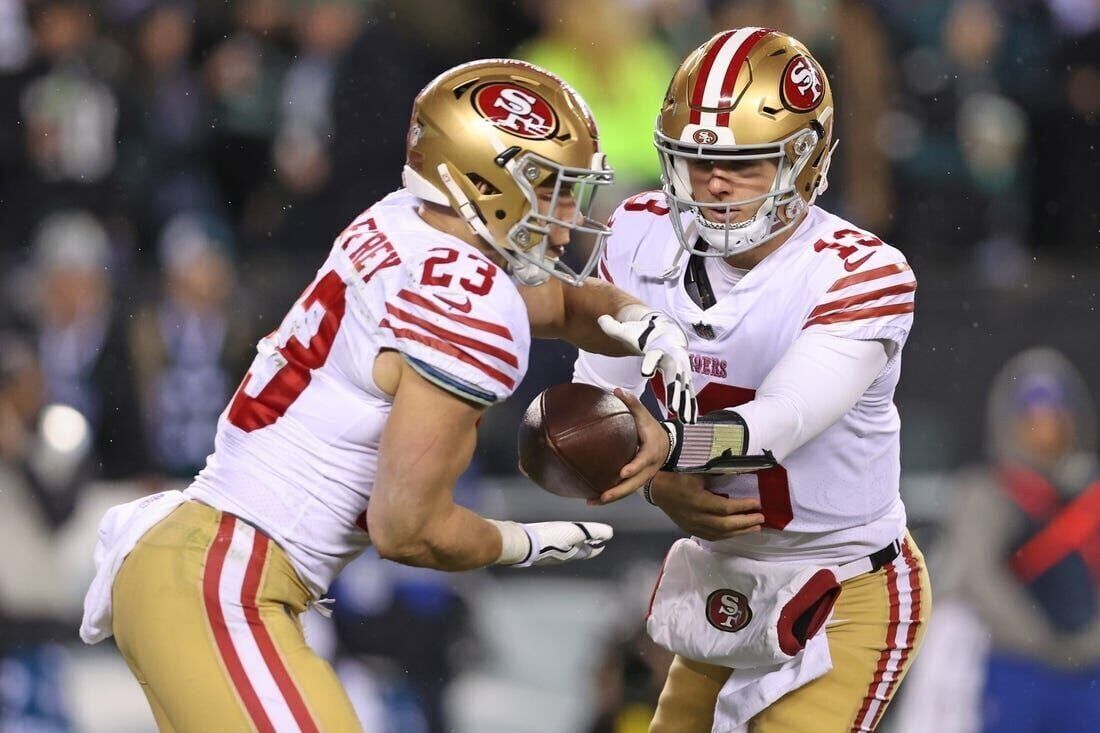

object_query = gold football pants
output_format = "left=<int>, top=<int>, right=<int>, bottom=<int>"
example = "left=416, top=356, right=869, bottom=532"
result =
left=112, top=500, right=361, bottom=732
left=650, top=533, right=930, bottom=733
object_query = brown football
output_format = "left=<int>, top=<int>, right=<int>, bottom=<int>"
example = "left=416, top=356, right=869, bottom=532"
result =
left=517, top=383, right=639, bottom=499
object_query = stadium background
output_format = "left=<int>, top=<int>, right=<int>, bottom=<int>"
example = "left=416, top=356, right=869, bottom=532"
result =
left=0, top=0, right=1097, bottom=731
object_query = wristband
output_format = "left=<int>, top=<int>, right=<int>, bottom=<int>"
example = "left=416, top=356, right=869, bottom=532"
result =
left=661, top=410, right=777, bottom=473
left=487, top=519, right=532, bottom=565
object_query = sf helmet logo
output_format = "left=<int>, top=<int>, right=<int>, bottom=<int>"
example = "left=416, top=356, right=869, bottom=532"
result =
left=781, top=56, right=825, bottom=112
left=706, top=589, right=752, bottom=632
left=692, top=128, right=718, bottom=145
left=473, top=82, right=558, bottom=140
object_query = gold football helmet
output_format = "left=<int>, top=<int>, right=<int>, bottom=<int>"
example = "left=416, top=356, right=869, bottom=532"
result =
left=655, top=28, right=836, bottom=260
left=403, top=59, right=614, bottom=286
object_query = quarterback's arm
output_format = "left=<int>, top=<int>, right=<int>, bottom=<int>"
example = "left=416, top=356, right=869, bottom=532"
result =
left=367, top=356, right=610, bottom=570
left=662, top=333, right=888, bottom=471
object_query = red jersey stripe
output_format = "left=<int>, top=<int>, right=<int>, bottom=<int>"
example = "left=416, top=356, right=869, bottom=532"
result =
left=828, top=263, right=912, bottom=293
left=385, top=303, right=519, bottom=367
left=396, top=289, right=513, bottom=341
left=808, top=282, right=917, bottom=319
left=804, top=302, right=914, bottom=329
left=202, top=516, right=276, bottom=733
left=689, top=31, right=736, bottom=124
left=715, top=29, right=772, bottom=126
left=382, top=320, right=516, bottom=390
left=598, top=257, right=614, bottom=283
left=241, top=531, right=321, bottom=733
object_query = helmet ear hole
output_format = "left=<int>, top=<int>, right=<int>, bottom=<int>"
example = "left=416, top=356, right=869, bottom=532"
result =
left=495, top=210, right=506, bottom=220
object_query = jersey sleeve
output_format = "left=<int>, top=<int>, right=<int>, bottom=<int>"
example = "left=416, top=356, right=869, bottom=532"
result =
left=802, top=250, right=917, bottom=366
left=381, top=256, right=530, bottom=406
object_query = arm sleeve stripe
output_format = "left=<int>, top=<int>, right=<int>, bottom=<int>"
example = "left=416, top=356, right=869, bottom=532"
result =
left=396, top=289, right=513, bottom=341
left=803, top=302, right=914, bottom=329
left=598, top=257, right=614, bottom=283
left=404, top=355, right=498, bottom=406
left=808, top=281, right=917, bottom=320
left=385, top=303, right=519, bottom=367
left=827, top=262, right=912, bottom=293
left=381, top=319, right=516, bottom=390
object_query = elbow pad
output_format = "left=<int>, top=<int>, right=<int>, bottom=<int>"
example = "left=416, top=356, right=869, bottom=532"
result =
left=660, top=410, right=777, bottom=474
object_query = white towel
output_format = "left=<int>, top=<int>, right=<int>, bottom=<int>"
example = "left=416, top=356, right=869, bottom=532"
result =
left=711, top=631, right=832, bottom=731
left=79, top=490, right=188, bottom=644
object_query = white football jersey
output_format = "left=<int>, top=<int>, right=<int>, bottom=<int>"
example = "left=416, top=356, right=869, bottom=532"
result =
left=189, top=190, right=530, bottom=595
left=575, top=191, right=916, bottom=564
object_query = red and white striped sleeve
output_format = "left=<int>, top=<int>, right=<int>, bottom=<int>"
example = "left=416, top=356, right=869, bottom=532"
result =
left=803, top=258, right=917, bottom=352
left=380, top=281, right=530, bottom=406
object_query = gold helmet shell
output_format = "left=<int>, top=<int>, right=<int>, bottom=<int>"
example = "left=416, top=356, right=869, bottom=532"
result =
left=403, top=59, right=614, bottom=285
left=655, top=28, right=836, bottom=258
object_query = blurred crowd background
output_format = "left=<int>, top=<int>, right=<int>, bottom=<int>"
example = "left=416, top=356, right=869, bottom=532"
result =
left=1, top=0, right=1098, bottom=731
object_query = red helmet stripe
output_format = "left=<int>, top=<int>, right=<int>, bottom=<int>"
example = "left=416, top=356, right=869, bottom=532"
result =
left=715, top=28, right=772, bottom=126
left=689, top=30, right=736, bottom=125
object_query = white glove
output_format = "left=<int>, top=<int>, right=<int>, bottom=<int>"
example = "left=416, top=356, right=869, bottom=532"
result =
left=597, top=310, right=698, bottom=423
left=489, top=520, right=613, bottom=567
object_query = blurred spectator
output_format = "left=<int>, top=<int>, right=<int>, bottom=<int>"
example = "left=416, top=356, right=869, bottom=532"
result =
left=203, top=0, right=288, bottom=219
left=1030, top=28, right=1100, bottom=263
left=871, top=0, right=1055, bottom=270
left=31, top=211, right=149, bottom=479
left=129, top=213, right=253, bottom=478
left=0, top=331, right=93, bottom=732
left=898, top=348, right=1100, bottom=732
left=116, top=1, right=220, bottom=239
left=514, top=0, right=675, bottom=192
left=7, top=1, right=123, bottom=248
left=586, top=629, right=672, bottom=733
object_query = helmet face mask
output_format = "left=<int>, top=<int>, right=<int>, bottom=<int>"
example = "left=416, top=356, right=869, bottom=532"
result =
left=653, top=28, right=836, bottom=268
left=403, top=60, right=614, bottom=287
left=656, top=123, right=829, bottom=258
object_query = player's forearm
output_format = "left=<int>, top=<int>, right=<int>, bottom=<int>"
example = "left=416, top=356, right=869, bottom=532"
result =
left=371, top=501, right=503, bottom=571
left=660, top=334, right=887, bottom=471
left=554, top=277, right=647, bottom=355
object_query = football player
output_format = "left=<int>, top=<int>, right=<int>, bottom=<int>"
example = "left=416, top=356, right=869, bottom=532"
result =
left=79, top=59, right=697, bottom=732
left=575, top=29, right=931, bottom=732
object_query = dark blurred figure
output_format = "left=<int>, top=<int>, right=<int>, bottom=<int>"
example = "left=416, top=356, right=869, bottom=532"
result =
left=129, top=213, right=253, bottom=479
left=1031, top=28, right=1100, bottom=263
left=0, top=332, right=93, bottom=732
left=6, top=0, right=123, bottom=248
left=901, top=348, right=1100, bottom=733
left=586, top=629, right=673, bottom=733
left=30, top=211, right=149, bottom=479
left=871, top=0, right=1053, bottom=275
left=116, top=1, right=220, bottom=239
left=202, top=0, right=288, bottom=219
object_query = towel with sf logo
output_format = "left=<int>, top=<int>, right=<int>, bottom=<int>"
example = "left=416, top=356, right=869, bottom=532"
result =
left=646, top=537, right=841, bottom=668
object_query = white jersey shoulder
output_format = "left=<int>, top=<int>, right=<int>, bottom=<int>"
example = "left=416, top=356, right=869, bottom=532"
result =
left=342, top=190, right=531, bottom=405
left=188, top=189, right=530, bottom=596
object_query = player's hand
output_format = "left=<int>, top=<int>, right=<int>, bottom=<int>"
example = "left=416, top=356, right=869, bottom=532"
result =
left=509, top=521, right=613, bottom=567
left=648, top=473, right=765, bottom=541
left=589, top=389, right=671, bottom=506
left=597, top=312, right=697, bottom=423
